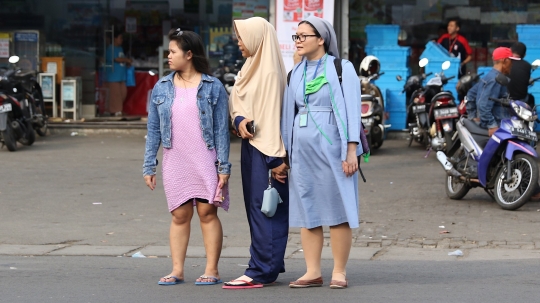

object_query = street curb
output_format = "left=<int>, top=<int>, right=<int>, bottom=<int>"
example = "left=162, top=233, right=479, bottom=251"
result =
left=2, top=244, right=540, bottom=261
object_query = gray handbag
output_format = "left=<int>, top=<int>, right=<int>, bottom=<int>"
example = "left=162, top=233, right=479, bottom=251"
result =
left=261, top=170, right=283, bottom=217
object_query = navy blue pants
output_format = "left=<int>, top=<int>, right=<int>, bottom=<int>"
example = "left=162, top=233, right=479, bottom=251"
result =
left=241, top=139, right=289, bottom=284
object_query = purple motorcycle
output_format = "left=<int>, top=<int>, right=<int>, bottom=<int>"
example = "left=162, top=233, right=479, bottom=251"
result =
left=437, top=73, right=538, bottom=210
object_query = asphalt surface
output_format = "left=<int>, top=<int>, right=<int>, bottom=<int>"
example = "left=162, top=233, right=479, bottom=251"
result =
left=3, top=132, right=540, bottom=250
left=2, top=256, right=540, bottom=303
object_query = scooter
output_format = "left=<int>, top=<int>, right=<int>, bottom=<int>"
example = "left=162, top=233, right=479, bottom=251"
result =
left=359, top=55, right=389, bottom=151
left=0, top=57, right=36, bottom=151
left=397, top=58, right=432, bottom=148
left=437, top=73, right=538, bottom=210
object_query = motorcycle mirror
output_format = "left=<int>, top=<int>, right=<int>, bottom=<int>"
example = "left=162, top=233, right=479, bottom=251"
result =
left=419, top=58, right=429, bottom=68
left=494, top=73, right=510, bottom=86
left=8, top=56, right=19, bottom=64
left=396, top=75, right=402, bottom=81
left=148, top=69, right=158, bottom=76
left=13, top=87, right=17, bottom=93
left=532, top=59, right=540, bottom=70
left=441, top=61, right=451, bottom=70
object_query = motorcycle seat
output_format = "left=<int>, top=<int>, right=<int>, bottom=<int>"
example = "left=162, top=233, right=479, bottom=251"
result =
left=463, top=118, right=489, bottom=136
left=14, top=70, right=35, bottom=80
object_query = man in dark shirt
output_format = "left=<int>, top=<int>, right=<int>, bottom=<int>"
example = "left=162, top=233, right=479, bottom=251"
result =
left=507, top=42, right=532, bottom=105
left=438, top=18, right=472, bottom=78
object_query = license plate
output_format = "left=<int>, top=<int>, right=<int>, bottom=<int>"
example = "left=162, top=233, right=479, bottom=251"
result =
left=511, top=127, right=538, bottom=142
left=362, top=117, right=374, bottom=125
left=0, top=103, right=12, bottom=113
left=412, top=104, right=425, bottom=113
left=434, top=107, right=458, bottom=119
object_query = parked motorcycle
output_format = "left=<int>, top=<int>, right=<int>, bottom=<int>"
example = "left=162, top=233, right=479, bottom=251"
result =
left=359, top=55, right=389, bottom=151
left=0, top=56, right=37, bottom=151
left=397, top=58, right=432, bottom=147
left=0, top=55, right=47, bottom=136
left=437, top=73, right=538, bottom=210
left=398, top=59, right=457, bottom=152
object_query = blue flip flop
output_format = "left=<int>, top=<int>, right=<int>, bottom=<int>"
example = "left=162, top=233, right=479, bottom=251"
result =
left=195, top=275, right=223, bottom=285
left=158, top=275, right=184, bottom=285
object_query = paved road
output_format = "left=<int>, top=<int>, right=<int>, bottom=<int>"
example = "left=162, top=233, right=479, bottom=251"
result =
left=2, top=133, right=540, bottom=257
left=2, top=256, right=540, bottom=303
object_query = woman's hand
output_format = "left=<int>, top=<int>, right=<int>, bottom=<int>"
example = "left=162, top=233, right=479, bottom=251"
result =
left=238, top=118, right=254, bottom=139
left=342, top=143, right=358, bottom=177
left=144, top=175, right=157, bottom=190
left=271, top=163, right=289, bottom=184
left=218, top=174, right=230, bottom=188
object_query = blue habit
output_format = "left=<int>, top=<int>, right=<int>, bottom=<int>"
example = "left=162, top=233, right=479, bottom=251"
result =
left=239, top=138, right=289, bottom=283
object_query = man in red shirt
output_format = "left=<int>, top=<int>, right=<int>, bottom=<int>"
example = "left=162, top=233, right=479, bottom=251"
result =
left=437, top=18, right=472, bottom=78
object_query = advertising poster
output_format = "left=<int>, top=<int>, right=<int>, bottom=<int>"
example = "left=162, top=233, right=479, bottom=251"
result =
left=276, top=0, right=334, bottom=70
left=41, top=75, right=53, bottom=99
left=0, top=38, right=9, bottom=58
left=233, top=0, right=269, bottom=20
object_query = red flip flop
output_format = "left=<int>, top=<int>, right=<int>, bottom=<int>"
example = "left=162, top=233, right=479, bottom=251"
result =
left=222, top=279, right=263, bottom=289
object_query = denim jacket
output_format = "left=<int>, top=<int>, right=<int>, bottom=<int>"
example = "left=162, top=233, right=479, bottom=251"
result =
left=465, top=68, right=509, bottom=128
left=143, top=72, right=231, bottom=176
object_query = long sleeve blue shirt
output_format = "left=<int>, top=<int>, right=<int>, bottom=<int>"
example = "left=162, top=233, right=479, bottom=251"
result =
left=471, top=68, right=509, bottom=129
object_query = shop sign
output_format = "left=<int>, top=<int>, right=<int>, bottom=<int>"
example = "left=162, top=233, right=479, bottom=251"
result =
left=276, top=0, right=334, bottom=70
left=14, top=32, right=38, bottom=42
left=126, top=17, right=137, bottom=34
left=0, top=39, right=9, bottom=58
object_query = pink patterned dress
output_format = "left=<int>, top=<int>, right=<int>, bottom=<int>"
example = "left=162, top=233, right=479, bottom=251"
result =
left=162, top=86, right=230, bottom=212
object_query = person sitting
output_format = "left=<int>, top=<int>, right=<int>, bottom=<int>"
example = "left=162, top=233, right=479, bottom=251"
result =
left=466, top=47, right=518, bottom=136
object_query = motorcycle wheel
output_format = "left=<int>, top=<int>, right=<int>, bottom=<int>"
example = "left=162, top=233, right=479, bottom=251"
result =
left=445, top=150, right=471, bottom=200
left=18, top=120, right=35, bottom=146
left=494, top=154, right=538, bottom=210
left=32, top=82, right=48, bottom=136
left=1, top=119, right=17, bottom=152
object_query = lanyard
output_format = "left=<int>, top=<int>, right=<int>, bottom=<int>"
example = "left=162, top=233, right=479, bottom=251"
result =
left=303, top=56, right=323, bottom=105
left=448, top=36, right=458, bottom=53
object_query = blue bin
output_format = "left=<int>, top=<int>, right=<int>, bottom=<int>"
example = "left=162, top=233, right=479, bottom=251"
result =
left=476, top=66, right=493, bottom=76
left=371, top=46, right=411, bottom=69
left=387, top=111, right=407, bottom=131
left=365, top=25, right=399, bottom=46
left=385, top=88, right=406, bottom=112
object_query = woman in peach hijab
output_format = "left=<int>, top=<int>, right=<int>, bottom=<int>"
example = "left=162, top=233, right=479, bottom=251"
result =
left=222, top=17, right=289, bottom=289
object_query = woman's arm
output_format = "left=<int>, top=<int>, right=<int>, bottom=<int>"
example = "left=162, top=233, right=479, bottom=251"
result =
left=213, top=83, right=231, bottom=175
left=340, top=60, right=361, bottom=145
left=143, top=87, right=162, bottom=176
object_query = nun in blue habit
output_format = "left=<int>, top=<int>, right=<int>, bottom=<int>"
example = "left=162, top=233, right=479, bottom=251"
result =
left=282, top=16, right=363, bottom=289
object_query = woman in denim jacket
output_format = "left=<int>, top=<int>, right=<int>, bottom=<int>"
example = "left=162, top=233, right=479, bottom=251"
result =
left=143, top=28, right=230, bottom=286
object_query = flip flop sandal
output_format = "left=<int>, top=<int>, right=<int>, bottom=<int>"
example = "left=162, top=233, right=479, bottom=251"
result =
left=195, top=275, right=223, bottom=285
left=222, top=279, right=263, bottom=289
left=158, top=275, right=184, bottom=285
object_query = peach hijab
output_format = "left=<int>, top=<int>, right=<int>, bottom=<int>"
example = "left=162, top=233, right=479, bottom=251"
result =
left=230, top=17, right=287, bottom=157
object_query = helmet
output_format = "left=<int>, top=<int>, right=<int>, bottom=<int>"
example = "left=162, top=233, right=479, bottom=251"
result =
left=360, top=55, right=381, bottom=77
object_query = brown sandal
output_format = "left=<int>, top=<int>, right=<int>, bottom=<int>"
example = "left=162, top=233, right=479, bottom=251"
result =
left=329, top=279, right=348, bottom=289
left=289, top=277, right=323, bottom=288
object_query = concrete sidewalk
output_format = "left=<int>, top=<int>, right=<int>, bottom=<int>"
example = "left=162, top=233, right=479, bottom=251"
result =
left=2, top=244, right=540, bottom=261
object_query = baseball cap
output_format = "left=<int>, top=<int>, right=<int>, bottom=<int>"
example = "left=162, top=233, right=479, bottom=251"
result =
left=492, top=47, right=520, bottom=61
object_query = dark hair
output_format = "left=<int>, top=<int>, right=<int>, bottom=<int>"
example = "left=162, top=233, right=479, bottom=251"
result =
left=511, top=42, right=526, bottom=58
left=113, top=31, right=123, bottom=39
left=168, top=28, right=210, bottom=75
left=298, top=21, right=329, bottom=53
left=447, top=18, right=461, bottom=29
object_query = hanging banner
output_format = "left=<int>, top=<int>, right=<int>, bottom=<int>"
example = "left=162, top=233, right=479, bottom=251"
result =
left=0, top=38, right=9, bottom=58
left=276, top=0, right=334, bottom=71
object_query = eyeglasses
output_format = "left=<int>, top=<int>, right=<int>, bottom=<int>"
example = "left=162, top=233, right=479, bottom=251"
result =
left=174, top=28, right=183, bottom=36
left=292, top=34, right=318, bottom=42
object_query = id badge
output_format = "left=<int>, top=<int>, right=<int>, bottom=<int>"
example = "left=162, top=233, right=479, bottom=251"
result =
left=299, top=113, right=308, bottom=127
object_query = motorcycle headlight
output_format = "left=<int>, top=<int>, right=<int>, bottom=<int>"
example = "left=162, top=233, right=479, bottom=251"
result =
left=512, top=102, right=535, bottom=122
left=511, top=119, right=525, bottom=130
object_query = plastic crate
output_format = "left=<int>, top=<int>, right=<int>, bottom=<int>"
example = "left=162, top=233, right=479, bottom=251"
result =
left=516, top=25, right=540, bottom=45
left=371, top=46, right=411, bottom=69
left=525, top=47, right=540, bottom=62
left=385, top=88, right=407, bottom=112
left=365, top=25, right=399, bottom=46
left=424, top=58, right=461, bottom=80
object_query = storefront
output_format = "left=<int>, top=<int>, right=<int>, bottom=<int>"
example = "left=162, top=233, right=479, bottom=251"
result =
left=0, top=0, right=537, bottom=120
